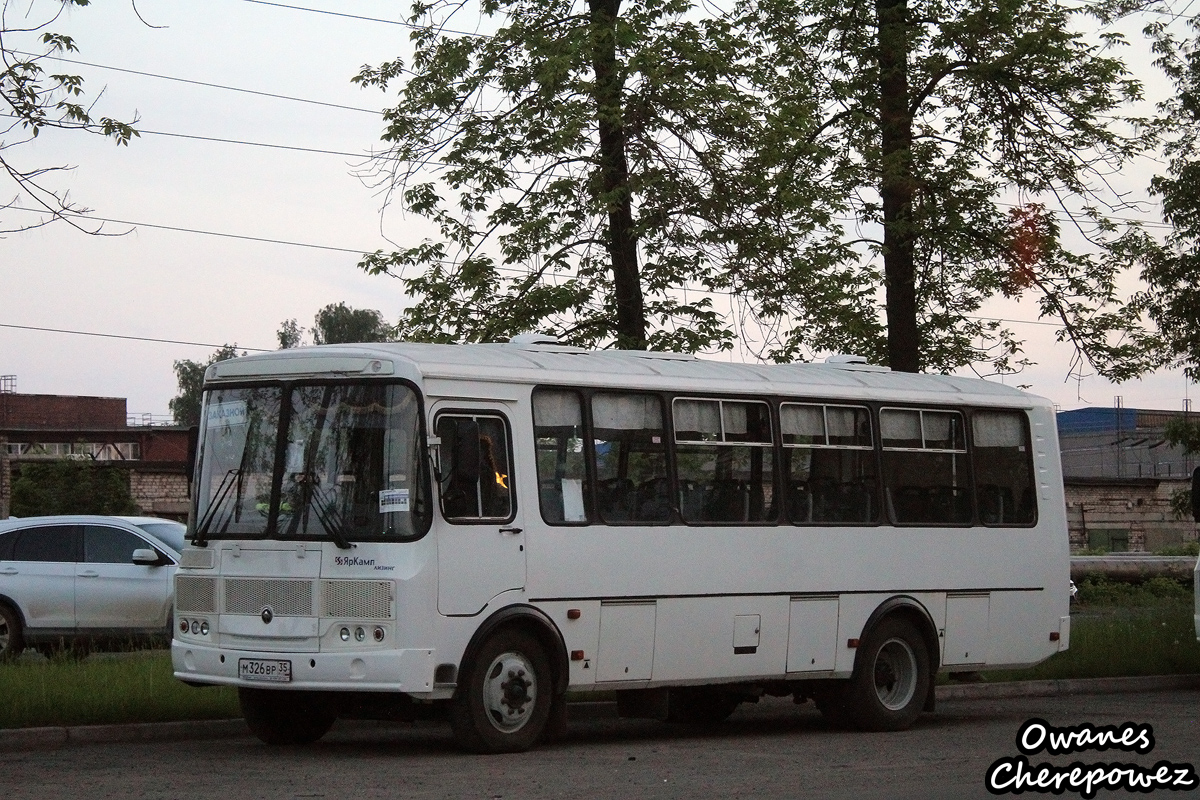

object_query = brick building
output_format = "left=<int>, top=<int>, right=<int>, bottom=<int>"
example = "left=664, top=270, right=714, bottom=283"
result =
left=0, top=387, right=191, bottom=521
left=1057, top=407, right=1198, bottom=552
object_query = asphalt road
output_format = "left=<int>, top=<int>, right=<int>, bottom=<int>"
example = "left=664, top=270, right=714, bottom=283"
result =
left=1, top=690, right=1196, bottom=800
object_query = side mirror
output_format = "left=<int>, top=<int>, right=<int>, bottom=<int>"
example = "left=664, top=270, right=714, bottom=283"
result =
left=132, top=548, right=161, bottom=566
left=1192, top=467, right=1200, bottom=523
left=185, top=425, right=200, bottom=485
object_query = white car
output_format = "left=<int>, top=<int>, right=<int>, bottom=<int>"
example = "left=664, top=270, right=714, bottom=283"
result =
left=0, top=515, right=184, bottom=658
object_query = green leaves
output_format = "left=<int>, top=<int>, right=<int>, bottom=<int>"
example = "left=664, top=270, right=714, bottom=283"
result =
left=357, top=0, right=1161, bottom=377
left=2, top=1, right=141, bottom=233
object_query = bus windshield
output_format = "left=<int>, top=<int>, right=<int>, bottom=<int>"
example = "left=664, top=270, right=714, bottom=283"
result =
left=193, top=381, right=430, bottom=544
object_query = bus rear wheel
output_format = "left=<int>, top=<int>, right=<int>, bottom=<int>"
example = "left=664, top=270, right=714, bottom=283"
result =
left=239, top=688, right=337, bottom=745
left=841, top=617, right=930, bottom=731
left=450, top=629, right=552, bottom=753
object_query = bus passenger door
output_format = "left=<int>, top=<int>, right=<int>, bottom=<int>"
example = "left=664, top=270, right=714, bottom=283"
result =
left=432, top=405, right=526, bottom=616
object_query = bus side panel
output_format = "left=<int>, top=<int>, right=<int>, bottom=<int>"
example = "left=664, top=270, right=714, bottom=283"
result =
left=650, top=596, right=790, bottom=681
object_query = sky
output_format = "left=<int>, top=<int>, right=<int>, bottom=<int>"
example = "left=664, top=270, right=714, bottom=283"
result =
left=0, top=0, right=1196, bottom=420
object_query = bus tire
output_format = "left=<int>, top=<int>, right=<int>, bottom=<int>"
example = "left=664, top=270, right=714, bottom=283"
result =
left=843, top=617, right=930, bottom=731
left=450, top=629, right=551, bottom=753
left=239, top=688, right=337, bottom=745
left=0, top=604, right=23, bottom=661
left=666, top=687, right=741, bottom=725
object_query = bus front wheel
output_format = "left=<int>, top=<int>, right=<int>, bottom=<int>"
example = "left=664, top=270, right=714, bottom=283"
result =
left=841, top=616, right=930, bottom=731
left=450, top=629, right=552, bottom=753
left=239, top=688, right=337, bottom=745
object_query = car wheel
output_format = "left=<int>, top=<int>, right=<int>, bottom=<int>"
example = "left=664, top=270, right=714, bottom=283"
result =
left=666, top=687, right=741, bottom=725
left=0, top=604, right=24, bottom=661
left=450, top=629, right=552, bottom=753
left=239, top=688, right=337, bottom=745
left=842, top=616, right=931, bottom=731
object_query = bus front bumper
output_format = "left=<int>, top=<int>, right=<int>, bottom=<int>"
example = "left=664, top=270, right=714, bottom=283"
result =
left=171, top=640, right=449, bottom=697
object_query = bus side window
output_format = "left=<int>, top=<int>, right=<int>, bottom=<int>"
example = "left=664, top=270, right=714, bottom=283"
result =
left=972, top=410, right=1036, bottom=525
left=532, top=390, right=589, bottom=524
left=880, top=408, right=971, bottom=526
left=436, top=414, right=514, bottom=521
left=591, top=393, right=670, bottom=524
left=674, top=398, right=775, bottom=524
left=780, top=403, right=875, bottom=524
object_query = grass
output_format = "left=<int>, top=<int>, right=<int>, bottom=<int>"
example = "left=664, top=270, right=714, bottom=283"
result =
left=0, top=650, right=239, bottom=729
left=978, top=576, right=1200, bottom=682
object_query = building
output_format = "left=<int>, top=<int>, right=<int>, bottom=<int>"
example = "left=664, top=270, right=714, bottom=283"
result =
left=0, top=382, right=191, bottom=521
left=1057, top=406, right=1198, bottom=552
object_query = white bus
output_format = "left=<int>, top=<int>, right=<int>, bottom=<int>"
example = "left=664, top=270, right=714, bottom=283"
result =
left=171, top=339, right=1071, bottom=752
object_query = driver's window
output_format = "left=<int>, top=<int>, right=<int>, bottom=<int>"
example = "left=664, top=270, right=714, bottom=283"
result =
left=436, top=413, right=514, bottom=522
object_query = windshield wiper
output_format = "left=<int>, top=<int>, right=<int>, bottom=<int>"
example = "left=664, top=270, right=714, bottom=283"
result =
left=193, top=469, right=240, bottom=547
left=283, top=475, right=354, bottom=550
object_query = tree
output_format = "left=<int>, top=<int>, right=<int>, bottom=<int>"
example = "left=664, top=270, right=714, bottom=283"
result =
left=1140, top=10, right=1200, bottom=381
left=277, top=318, right=304, bottom=349
left=311, top=302, right=393, bottom=345
left=354, top=0, right=762, bottom=352
left=724, top=0, right=1164, bottom=374
left=357, top=0, right=1162, bottom=376
left=169, top=345, right=241, bottom=427
left=10, top=458, right=138, bottom=516
left=1, top=0, right=139, bottom=234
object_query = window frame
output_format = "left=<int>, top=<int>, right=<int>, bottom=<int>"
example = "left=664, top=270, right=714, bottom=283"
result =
left=434, top=409, right=519, bottom=525
left=671, top=396, right=778, bottom=526
left=193, top=377, right=433, bottom=544
left=967, top=408, right=1038, bottom=528
left=779, top=401, right=881, bottom=526
left=531, top=388, right=593, bottom=527
left=879, top=405, right=974, bottom=527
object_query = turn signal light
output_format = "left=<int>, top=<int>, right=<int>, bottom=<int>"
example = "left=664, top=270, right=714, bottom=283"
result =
left=340, top=627, right=351, bottom=642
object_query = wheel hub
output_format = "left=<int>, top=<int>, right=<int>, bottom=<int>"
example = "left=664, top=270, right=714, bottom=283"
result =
left=482, top=652, right=538, bottom=733
left=873, top=637, right=918, bottom=711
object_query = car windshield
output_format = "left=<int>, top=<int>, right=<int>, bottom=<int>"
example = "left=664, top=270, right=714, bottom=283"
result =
left=133, top=521, right=187, bottom=553
left=194, top=382, right=430, bottom=544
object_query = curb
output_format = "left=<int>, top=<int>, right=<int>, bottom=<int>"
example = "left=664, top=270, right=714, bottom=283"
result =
left=2, top=674, right=1197, bottom=751
left=0, top=718, right=248, bottom=752
left=935, top=673, right=1200, bottom=700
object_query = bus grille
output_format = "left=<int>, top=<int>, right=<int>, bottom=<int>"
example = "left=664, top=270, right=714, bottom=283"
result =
left=224, top=578, right=314, bottom=616
left=175, top=576, right=217, bottom=613
left=322, top=580, right=393, bottom=619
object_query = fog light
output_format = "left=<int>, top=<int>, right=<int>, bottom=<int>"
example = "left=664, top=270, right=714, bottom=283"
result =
left=200, top=621, right=209, bottom=636
left=190, top=620, right=201, bottom=635
left=180, top=620, right=189, bottom=633
left=354, top=626, right=365, bottom=642
left=373, top=627, right=384, bottom=642
left=340, top=627, right=350, bottom=642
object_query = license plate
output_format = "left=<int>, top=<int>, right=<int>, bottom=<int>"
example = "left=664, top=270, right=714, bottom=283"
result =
left=238, top=658, right=292, bottom=683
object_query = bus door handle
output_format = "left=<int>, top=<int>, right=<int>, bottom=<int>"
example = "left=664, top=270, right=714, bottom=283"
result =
left=499, top=527, right=523, bottom=536
left=0, top=567, right=17, bottom=576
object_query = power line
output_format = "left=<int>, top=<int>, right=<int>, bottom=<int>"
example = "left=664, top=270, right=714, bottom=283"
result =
left=0, top=322, right=272, bottom=352
left=6, top=204, right=372, bottom=254
left=13, top=51, right=380, bottom=115
left=239, top=0, right=488, bottom=37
